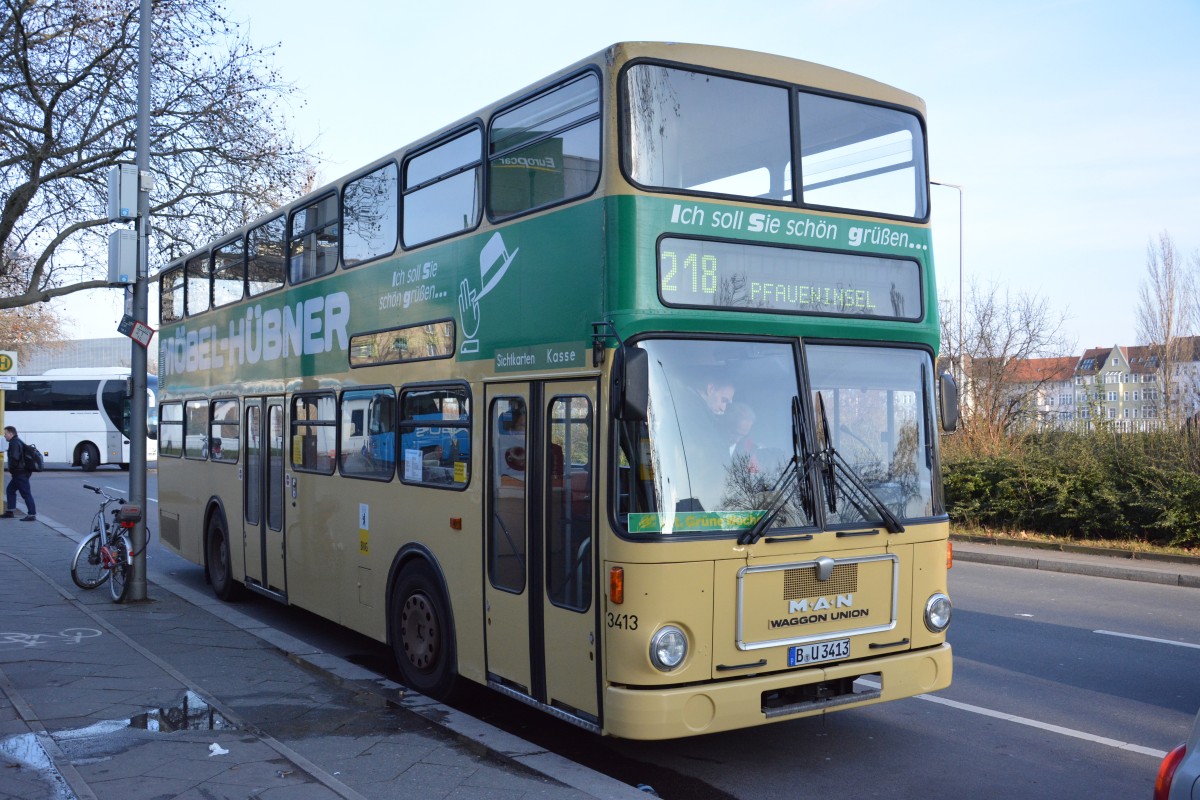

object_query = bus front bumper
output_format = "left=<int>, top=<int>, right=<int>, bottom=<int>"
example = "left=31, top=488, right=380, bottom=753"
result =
left=603, top=643, right=951, bottom=739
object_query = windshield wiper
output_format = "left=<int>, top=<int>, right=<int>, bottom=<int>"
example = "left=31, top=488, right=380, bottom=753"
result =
left=827, top=452, right=905, bottom=533
left=813, top=391, right=905, bottom=534
left=739, top=396, right=815, bottom=545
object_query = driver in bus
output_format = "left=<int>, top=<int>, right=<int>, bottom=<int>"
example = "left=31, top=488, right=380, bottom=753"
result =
left=669, top=371, right=738, bottom=511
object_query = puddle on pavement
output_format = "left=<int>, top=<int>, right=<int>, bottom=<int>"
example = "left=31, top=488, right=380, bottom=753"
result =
left=128, top=690, right=237, bottom=733
left=0, top=690, right=237, bottom=798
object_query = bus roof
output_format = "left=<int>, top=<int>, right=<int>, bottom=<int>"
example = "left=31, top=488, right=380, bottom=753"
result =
left=161, top=41, right=927, bottom=272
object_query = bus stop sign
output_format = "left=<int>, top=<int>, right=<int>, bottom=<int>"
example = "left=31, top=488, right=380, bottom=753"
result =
left=0, top=350, right=17, bottom=387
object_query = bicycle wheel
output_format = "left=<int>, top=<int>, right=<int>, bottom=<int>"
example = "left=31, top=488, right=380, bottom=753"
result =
left=109, top=532, right=132, bottom=602
left=71, top=517, right=109, bottom=589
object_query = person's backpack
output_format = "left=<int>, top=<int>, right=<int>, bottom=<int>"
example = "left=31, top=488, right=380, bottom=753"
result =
left=23, top=443, right=44, bottom=473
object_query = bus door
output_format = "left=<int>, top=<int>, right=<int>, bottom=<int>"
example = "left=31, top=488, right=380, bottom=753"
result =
left=484, top=380, right=600, bottom=725
left=243, top=396, right=287, bottom=597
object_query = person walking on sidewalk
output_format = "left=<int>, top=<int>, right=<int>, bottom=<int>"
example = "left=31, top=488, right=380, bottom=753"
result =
left=2, top=425, right=36, bottom=521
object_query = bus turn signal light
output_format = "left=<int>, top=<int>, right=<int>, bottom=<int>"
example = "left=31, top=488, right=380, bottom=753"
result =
left=609, top=566, right=624, bottom=605
left=947, top=540, right=954, bottom=569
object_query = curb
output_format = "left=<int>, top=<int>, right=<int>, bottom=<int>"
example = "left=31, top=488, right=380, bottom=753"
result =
left=951, top=537, right=1200, bottom=589
left=39, top=515, right=648, bottom=800
left=951, top=533, right=1200, bottom=567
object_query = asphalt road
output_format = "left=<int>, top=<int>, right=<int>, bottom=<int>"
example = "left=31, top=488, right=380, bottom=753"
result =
left=26, top=466, right=1200, bottom=800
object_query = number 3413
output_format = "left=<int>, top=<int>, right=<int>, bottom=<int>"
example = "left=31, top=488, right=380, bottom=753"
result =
left=606, top=612, right=638, bottom=630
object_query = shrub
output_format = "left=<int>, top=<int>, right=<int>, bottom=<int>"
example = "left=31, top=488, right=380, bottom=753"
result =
left=942, top=429, right=1200, bottom=549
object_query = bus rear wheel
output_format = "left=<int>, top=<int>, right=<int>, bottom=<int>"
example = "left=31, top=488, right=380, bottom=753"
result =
left=205, top=514, right=241, bottom=602
left=390, top=562, right=458, bottom=699
left=79, top=442, right=100, bottom=472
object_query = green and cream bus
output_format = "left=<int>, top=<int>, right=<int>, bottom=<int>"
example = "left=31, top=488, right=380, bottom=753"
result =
left=156, top=42, right=958, bottom=739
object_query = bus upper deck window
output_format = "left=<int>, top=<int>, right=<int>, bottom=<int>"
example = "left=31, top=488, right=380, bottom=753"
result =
left=184, top=253, right=210, bottom=316
left=797, top=92, right=928, bottom=219
left=488, top=74, right=600, bottom=220
left=288, top=194, right=339, bottom=285
left=623, top=65, right=791, bottom=201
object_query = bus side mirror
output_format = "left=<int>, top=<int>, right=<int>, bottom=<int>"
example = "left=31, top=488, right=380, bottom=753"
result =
left=615, top=345, right=648, bottom=422
left=938, top=371, right=959, bottom=433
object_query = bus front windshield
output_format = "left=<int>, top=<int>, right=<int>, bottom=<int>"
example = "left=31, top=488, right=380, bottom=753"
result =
left=618, top=339, right=937, bottom=537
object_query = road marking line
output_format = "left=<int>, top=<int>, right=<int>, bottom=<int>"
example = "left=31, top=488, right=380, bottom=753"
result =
left=858, top=679, right=1167, bottom=758
left=1095, top=630, right=1200, bottom=650
left=103, top=485, right=157, bottom=504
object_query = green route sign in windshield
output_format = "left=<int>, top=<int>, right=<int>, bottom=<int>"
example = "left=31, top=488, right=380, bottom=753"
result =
left=658, top=236, right=922, bottom=321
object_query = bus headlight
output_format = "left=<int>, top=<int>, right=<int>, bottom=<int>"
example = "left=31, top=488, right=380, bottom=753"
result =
left=924, top=593, right=952, bottom=633
left=649, top=625, right=688, bottom=671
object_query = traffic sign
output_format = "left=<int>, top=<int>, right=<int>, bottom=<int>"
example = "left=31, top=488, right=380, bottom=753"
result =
left=0, top=351, right=15, bottom=390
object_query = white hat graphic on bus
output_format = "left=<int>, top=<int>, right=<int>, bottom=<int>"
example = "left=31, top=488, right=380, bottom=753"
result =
left=458, top=232, right=519, bottom=354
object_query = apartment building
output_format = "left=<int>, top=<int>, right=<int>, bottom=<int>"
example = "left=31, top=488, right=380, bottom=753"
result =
left=1004, top=337, right=1200, bottom=428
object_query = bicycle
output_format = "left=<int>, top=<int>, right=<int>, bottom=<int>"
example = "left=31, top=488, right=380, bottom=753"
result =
left=70, top=484, right=143, bottom=602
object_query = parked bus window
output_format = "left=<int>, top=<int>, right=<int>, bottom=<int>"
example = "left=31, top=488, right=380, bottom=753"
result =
left=289, top=194, right=338, bottom=284
left=403, top=128, right=482, bottom=247
left=399, top=385, right=470, bottom=487
left=340, top=387, right=395, bottom=479
left=185, top=252, right=210, bottom=316
left=210, top=398, right=240, bottom=463
left=184, top=400, right=208, bottom=460
left=343, top=162, right=399, bottom=267
left=546, top=395, right=592, bottom=611
left=160, top=402, right=182, bottom=458
left=247, top=215, right=286, bottom=296
left=161, top=266, right=185, bottom=323
left=212, top=238, right=246, bottom=308
left=489, top=396, right=526, bottom=593
left=489, top=73, right=600, bottom=219
left=291, top=393, right=337, bottom=473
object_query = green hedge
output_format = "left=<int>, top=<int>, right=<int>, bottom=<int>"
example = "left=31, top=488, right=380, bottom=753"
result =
left=942, top=429, right=1200, bottom=548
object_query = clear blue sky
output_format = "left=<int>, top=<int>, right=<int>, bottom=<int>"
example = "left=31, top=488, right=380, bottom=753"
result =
left=61, top=0, right=1200, bottom=353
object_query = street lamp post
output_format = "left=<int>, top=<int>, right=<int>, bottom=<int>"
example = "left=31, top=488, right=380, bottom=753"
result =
left=930, top=181, right=964, bottom=377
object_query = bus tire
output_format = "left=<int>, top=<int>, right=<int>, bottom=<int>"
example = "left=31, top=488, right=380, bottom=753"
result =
left=205, top=513, right=242, bottom=602
left=79, top=442, right=100, bottom=472
left=390, top=561, right=458, bottom=699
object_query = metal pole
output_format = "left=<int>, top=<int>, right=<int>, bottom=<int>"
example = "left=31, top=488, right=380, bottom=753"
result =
left=127, top=0, right=152, bottom=602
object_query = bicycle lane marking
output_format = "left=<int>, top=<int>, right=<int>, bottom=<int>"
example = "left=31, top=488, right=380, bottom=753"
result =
left=0, top=628, right=103, bottom=649
left=0, top=549, right=370, bottom=800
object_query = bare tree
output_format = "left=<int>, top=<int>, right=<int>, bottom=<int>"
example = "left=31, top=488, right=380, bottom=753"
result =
left=0, top=248, right=61, bottom=358
left=0, top=0, right=316, bottom=311
left=954, top=281, right=1073, bottom=450
left=1136, top=231, right=1199, bottom=422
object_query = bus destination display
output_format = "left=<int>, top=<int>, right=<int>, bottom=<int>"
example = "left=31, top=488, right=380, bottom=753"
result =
left=658, top=237, right=922, bottom=320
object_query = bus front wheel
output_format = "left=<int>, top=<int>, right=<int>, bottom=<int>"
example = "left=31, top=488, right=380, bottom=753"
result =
left=390, top=562, right=458, bottom=699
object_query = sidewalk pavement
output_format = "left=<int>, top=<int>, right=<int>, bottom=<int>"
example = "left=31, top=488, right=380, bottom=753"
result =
left=0, top=516, right=649, bottom=800
left=1, top=521, right=1195, bottom=800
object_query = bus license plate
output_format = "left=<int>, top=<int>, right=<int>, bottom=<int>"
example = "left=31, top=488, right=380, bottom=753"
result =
left=788, top=639, right=850, bottom=667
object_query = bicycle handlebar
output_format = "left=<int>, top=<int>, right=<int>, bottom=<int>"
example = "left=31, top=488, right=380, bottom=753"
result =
left=83, top=484, right=126, bottom=504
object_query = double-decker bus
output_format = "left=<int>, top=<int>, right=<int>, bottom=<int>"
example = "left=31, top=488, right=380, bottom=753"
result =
left=156, top=42, right=959, bottom=739
left=2, top=368, right=158, bottom=470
